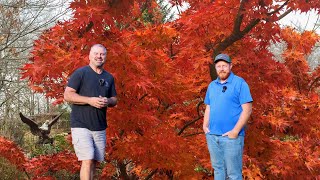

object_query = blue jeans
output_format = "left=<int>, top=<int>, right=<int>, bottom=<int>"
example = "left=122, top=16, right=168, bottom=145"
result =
left=206, top=134, right=244, bottom=180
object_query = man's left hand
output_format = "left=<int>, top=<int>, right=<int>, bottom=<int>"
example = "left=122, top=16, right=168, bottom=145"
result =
left=222, top=130, right=239, bottom=139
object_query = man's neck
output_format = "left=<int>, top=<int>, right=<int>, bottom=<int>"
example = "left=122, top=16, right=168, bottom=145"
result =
left=89, top=64, right=103, bottom=74
left=220, top=79, right=227, bottom=84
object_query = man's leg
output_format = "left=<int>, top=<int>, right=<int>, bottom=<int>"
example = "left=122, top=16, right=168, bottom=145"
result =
left=80, top=160, right=95, bottom=180
left=222, top=135, right=244, bottom=180
left=206, top=134, right=226, bottom=179
left=71, top=128, right=95, bottom=180
left=92, top=161, right=96, bottom=179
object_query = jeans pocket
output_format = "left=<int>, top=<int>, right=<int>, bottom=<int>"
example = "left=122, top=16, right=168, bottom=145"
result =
left=227, top=136, right=238, bottom=140
left=225, top=136, right=241, bottom=145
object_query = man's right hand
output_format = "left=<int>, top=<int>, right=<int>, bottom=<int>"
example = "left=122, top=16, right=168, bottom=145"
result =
left=89, top=96, right=108, bottom=109
left=203, top=126, right=210, bottom=134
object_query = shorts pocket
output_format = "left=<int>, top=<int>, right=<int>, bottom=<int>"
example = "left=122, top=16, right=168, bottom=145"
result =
left=71, top=128, right=80, bottom=145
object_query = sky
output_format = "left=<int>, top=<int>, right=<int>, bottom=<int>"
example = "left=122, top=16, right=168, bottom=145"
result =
left=169, top=2, right=320, bottom=33
left=279, top=10, right=320, bottom=33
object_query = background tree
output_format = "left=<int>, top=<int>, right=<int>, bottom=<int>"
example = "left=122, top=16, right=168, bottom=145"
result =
left=0, top=0, right=71, bottom=141
left=0, top=1, right=71, bottom=177
left=1, top=0, right=319, bottom=179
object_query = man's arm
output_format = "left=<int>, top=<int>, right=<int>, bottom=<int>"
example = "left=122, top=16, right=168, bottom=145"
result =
left=64, top=86, right=109, bottom=109
left=203, top=105, right=210, bottom=134
left=64, top=87, right=90, bottom=105
left=222, top=102, right=252, bottom=138
left=106, top=96, right=117, bottom=107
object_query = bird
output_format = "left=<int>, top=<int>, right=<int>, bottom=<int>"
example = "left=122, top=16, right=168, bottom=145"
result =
left=39, top=120, right=50, bottom=131
left=19, top=112, right=63, bottom=144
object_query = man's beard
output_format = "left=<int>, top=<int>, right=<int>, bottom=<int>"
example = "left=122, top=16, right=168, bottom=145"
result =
left=218, top=71, right=230, bottom=81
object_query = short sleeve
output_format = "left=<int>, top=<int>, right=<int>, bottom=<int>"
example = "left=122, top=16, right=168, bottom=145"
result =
left=107, top=77, right=117, bottom=98
left=67, top=69, right=83, bottom=92
left=239, top=81, right=253, bottom=104
left=204, top=83, right=211, bottom=105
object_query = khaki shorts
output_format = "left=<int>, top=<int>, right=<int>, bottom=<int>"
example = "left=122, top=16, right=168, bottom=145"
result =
left=71, top=128, right=106, bottom=161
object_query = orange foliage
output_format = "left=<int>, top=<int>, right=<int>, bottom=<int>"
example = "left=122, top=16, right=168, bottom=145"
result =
left=0, top=137, right=79, bottom=179
left=0, top=137, right=26, bottom=170
left=25, top=151, right=80, bottom=177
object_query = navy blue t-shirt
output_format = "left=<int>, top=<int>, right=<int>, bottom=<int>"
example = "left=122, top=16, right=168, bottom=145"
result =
left=67, top=66, right=117, bottom=131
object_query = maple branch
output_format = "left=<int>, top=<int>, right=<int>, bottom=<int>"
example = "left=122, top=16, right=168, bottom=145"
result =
left=267, top=0, right=289, bottom=16
left=164, top=169, right=174, bottom=179
left=241, top=18, right=261, bottom=35
left=122, top=0, right=152, bottom=30
left=233, top=0, right=248, bottom=34
left=197, top=100, right=204, bottom=117
left=169, top=43, right=177, bottom=59
left=295, top=77, right=302, bottom=94
left=78, top=21, right=94, bottom=38
left=139, top=93, right=148, bottom=101
left=211, top=0, right=260, bottom=60
left=277, top=8, right=293, bottom=21
left=117, top=160, right=136, bottom=179
left=212, top=32, right=245, bottom=58
left=308, top=76, right=320, bottom=94
left=145, top=168, right=158, bottom=180
left=212, top=0, right=291, bottom=61
left=177, top=100, right=204, bottom=135
left=177, top=116, right=202, bottom=136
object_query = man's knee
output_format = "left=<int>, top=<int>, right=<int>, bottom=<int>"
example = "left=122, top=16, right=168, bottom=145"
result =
left=82, top=160, right=94, bottom=167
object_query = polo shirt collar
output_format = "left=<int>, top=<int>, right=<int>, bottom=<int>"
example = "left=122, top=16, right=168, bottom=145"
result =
left=214, top=72, right=234, bottom=85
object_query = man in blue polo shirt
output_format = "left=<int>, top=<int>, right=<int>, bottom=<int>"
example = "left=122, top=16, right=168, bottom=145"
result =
left=203, top=53, right=253, bottom=180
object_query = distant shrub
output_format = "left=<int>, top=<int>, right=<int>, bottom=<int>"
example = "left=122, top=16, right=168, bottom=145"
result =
left=0, top=157, right=27, bottom=179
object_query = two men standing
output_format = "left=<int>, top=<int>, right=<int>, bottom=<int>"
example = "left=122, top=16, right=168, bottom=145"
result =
left=64, top=47, right=251, bottom=180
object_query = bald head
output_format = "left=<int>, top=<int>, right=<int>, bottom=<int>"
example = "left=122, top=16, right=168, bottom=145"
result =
left=89, top=44, right=107, bottom=69
left=90, top=44, right=107, bottom=54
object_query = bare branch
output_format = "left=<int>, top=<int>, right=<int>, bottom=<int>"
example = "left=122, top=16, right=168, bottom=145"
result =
left=312, top=15, right=320, bottom=32
left=0, top=86, right=24, bottom=108
left=276, top=8, right=293, bottom=22
left=267, top=0, right=290, bottom=16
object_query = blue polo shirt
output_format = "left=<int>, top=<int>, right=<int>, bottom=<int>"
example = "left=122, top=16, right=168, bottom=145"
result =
left=204, top=72, right=253, bottom=136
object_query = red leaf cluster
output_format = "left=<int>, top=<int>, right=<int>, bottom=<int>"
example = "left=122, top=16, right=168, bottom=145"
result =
left=0, top=137, right=26, bottom=170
